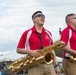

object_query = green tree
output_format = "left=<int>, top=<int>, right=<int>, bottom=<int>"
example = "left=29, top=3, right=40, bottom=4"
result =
left=55, top=49, right=63, bottom=57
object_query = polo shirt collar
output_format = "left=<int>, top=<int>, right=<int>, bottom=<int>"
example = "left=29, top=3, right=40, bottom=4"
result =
left=32, top=25, right=45, bottom=33
left=68, top=25, right=76, bottom=33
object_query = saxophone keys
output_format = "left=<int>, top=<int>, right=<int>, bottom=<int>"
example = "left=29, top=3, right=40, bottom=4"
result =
left=24, top=60, right=29, bottom=66
left=29, top=57, right=36, bottom=63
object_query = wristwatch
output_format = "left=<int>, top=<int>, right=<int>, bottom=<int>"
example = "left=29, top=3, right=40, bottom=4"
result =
left=54, top=64, right=60, bottom=67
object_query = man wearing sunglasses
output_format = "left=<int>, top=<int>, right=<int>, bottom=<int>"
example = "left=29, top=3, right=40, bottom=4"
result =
left=17, top=11, right=61, bottom=75
left=60, top=13, right=76, bottom=75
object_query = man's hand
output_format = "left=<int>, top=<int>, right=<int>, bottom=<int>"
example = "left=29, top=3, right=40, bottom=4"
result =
left=55, top=66, right=61, bottom=75
left=28, top=50, right=41, bottom=57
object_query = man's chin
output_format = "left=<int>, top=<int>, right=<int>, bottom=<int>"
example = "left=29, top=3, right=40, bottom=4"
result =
left=40, top=24, right=44, bottom=26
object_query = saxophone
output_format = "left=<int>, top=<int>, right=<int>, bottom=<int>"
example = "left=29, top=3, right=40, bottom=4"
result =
left=70, top=54, right=76, bottom=61
left=8, top=40, right=65, bottom=73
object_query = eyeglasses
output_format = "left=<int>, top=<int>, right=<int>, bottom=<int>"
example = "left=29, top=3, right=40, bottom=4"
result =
left=33, top=14, right=45, bottom=19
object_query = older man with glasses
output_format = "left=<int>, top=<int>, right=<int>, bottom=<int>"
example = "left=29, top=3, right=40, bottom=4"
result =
left=60, top=13, right=76, bottom=75
left=16, top=11, right=61, bottom=75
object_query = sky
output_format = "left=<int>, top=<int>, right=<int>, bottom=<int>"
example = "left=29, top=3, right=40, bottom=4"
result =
left=0, top=0, right=76, bottom=54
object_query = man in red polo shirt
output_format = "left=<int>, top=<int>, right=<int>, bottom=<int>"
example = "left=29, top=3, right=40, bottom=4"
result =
left=17, top=11, right=61, bottom=75
left=61, top=13, right=76, bottom=75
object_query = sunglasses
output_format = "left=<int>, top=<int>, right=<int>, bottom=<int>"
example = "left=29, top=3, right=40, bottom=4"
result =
left=33, top=14, right=45, bottom=19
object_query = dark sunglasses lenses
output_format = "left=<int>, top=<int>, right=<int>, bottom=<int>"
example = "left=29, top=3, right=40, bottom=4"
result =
left=37, top=14, right=45, bottom=18
left=34, top=14, right=45, bottom=18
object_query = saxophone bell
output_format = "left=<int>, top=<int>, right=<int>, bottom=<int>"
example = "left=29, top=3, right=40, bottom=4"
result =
left=44, top=51, right=54, bottom=64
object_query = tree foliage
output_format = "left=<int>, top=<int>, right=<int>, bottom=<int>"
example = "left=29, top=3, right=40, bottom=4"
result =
left=55, top=49, right=63, bottom=57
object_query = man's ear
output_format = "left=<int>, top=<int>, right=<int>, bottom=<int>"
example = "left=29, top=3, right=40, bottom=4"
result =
left=32, top=18, right=35, bottom=23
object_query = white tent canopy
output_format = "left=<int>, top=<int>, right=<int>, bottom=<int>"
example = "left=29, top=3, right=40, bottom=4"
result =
left=0, top=50, right=62, bottom=62
left=0, top=51, right=25, bottom=62
left=56, top=56, right=62, bottom=62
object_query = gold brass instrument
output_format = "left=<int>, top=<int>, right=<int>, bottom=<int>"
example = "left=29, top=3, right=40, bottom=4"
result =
left=70, top=54, right=76, bottom=61
left=8, top=40, right=66, bottom=73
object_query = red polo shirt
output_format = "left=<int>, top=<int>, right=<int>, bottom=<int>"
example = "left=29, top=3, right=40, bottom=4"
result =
left=61, top=26, right=76, bottom=57
left=17, top=26, right=53, bottom=50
